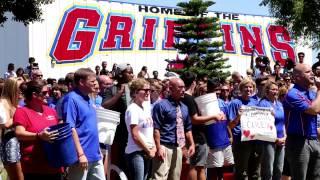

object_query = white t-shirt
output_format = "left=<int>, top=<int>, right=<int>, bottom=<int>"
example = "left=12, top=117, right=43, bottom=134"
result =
left=125, top=102, right=154, bottom=154
left=0, top=102, right=7, bottom=124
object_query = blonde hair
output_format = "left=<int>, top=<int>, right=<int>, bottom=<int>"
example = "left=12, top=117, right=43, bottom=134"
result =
left=239, top=78, right=256, bottom=92
left=1, top=77, right=21, bottom=107
left=129, top=78, right=150, bottom=98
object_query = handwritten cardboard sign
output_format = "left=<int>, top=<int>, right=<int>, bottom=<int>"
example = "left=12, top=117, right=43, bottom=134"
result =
left=240, top=106, right=277, bottom=142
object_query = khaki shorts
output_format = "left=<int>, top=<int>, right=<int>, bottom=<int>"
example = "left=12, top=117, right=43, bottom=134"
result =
left=206, top=145, right=234, bottom=168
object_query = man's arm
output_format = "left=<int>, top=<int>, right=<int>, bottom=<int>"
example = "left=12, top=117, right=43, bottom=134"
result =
left=185, top=130, right=195, bottom=157
left=102, top=85, right=124, bottom=109
left=191, top=113, right=225, bottom=125
left=305, top=90, right=320, bottom=115
left=71, top=128, right=88, bottom=170
left=154, top=129, right=165, bottom=161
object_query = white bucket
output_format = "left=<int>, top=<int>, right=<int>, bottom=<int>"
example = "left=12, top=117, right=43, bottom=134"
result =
left=194, top=93, right=220, bottom=125
left=96, top=109, right=120, bottom=145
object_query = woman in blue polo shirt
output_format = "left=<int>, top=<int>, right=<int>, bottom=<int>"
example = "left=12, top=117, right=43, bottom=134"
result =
left=228, top=78, right=261, bottom=180
left=258, top=81, right=285, bottom=180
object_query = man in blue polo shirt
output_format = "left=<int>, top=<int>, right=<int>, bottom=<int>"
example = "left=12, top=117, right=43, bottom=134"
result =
left=283, top=64, right=320, bottom=180
left=63, top=68, right=105, bottom=180
left=151, top=78, right=195, bottom=180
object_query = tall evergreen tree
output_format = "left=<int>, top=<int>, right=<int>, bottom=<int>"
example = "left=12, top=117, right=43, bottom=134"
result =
left=171, top=0, right=230, bottom=81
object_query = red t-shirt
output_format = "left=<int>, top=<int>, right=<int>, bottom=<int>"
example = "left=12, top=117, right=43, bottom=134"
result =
left=13, top=105, right=63, bottom=174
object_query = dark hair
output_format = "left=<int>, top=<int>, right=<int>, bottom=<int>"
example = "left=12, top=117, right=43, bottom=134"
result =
left=298, top=52, right=305, bottom=56
left=285, top=58, right=295, bottom=70
left=8, top=63, right=14, bottom=70
left=207, top=78, right=221, bottom=90
left=74, top=68, right=95, bottom=85
left=142, top=66, right=147, bottom=71
left=180, top=72, right=196, bottom=89
left=28, top=57, right=35, bottom=63
left=24, top=80, right=45, bottom=101
left=16, top=67, right=24, bottom=75
left=255, top=76, right=269, bottom=86
left=274, top=62, right=280, bottom=69
left=65, top=72, right=74, bottom=85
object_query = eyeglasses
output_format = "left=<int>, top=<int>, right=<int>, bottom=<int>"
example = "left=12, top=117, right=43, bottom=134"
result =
left=138, top=89, right=151, bottom=93
left=284, top=78, right=291, bottom=81
left=299, top=56, right=304, bottom=58
left=38, top=90, right=48, bottom=97
left=35, top=74, right=43, bottom=77
left=220, top=89, right=229, bottom=92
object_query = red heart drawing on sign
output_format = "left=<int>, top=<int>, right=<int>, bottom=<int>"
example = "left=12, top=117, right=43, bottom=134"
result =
left=250, top=135, right=255, bottom=139
left=243, top=130, right=250, bottom=137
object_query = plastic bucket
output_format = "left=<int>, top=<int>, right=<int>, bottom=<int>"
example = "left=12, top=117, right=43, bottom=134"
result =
left=48, top=123, right=70, bottom=133
left=194, top=93, right=220, bottom=125
left=56, top=128, right=71, bottom=138
left=97, top=117, right=120, bottom=145
left=43, top=132, right=78, bottom=168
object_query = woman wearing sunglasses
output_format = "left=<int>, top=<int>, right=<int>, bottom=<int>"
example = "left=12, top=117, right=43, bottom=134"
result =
left=125, top=78, right=156, bottom=180
left=13, top=80, right=62, bottom=180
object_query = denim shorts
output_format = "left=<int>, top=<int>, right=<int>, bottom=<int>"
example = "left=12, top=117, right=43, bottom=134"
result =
left=0, top=131, right=21, bottom=164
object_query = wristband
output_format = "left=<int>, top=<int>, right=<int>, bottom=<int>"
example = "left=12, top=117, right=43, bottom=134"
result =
left=78, top=153, right=85, bottom=158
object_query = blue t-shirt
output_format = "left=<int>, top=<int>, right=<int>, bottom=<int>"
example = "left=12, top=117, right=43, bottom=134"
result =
left=62, top=89, right=101, bottom=162
left=206, top=99, right=230, bottom=149
left=258, top=99, right=285, bottom=138
left=228, top=97, right=258, bottom=142
left=283, top=85, right=318, bottom=139
left=152, top=97, right=192, bottom=146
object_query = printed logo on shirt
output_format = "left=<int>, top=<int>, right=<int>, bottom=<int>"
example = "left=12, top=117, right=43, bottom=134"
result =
left=142, top=117, right=153, bottom=128
left=47, top=115, right=55, bottom=121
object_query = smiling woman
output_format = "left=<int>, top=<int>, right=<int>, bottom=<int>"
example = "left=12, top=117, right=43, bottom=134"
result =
left=125, top=78, right=156, bottom=180
left=13, top=80, right=62, bottom=180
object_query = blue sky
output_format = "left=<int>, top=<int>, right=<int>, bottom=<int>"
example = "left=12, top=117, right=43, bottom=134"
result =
left=113, top=0, right=270, bottom=16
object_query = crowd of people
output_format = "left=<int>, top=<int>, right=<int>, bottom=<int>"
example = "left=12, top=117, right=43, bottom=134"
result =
left=0, top=52, right=320, bottom=180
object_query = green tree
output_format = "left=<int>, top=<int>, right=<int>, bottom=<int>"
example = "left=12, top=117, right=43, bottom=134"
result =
left=171, top=0, right=230, bottom=81
left=260, top=0, right=320, bottom=48
left=0, top=0, right=54, bottom=26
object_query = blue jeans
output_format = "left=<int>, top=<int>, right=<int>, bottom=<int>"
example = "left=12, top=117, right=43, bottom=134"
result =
left=261, top=142, right=284, bottom=180
left=286, top=136, right=320, bottom=180
left=126, top=151, right=151, bottom=180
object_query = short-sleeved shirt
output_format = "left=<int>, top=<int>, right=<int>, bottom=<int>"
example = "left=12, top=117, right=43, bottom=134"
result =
left=283, top=85, right=318, bottom=139
left=206, top=99, right=231, bottom=149
left=13, top=106, right=62, bottom=174
left=152, top=97, right=192, bottom=146
left=125, top=103, right=154, bottom=154
left=258, top=99, right=285, bottom=138
left=62, top=89, right=101, bottom=162
left=228, top=97, right=258, bottom=142
left=181, top=94, right=204, bottom=132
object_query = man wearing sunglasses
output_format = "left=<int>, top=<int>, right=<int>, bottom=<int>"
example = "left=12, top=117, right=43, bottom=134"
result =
left=31, top=69, right=43, bottom=81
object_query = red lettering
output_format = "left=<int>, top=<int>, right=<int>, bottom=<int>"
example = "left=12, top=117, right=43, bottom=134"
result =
left=267, top=25, right=295, bottom=66
left=140, top=17, right=158, bottom=49
left=100, top=15, right=135, bottom=50
left=238, top=25, right=265, bottom=56
left=163, top=19, right=179, bottom=50
left=50, top=7, right=102, bottom=63
left=221, top=23, right=236, bottom=53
